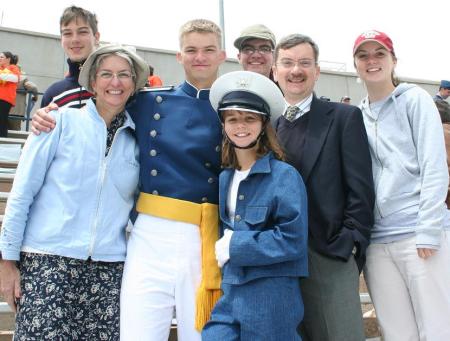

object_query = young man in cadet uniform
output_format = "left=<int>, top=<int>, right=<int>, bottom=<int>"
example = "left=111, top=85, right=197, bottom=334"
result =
left=119, top=19, right=226, bottom=341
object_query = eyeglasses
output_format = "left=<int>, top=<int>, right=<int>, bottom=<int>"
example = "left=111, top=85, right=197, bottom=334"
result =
left=276, top=59, right=316, bottom=69
left=240, top=46, right=273, bottom=55
left=97, top=70, right=134, bottom=81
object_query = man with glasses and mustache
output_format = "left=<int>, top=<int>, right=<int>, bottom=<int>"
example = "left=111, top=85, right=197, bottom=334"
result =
left=272, top=33, right=375, bottom=341
left=234, top=24, right=276, bottom=81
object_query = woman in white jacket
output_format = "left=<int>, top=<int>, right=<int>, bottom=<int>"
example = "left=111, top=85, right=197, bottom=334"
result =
left=353, top=30, right=450, bottom=341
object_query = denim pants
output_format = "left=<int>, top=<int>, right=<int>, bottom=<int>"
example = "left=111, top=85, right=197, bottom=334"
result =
left=202, top=276, right=303, bottom=340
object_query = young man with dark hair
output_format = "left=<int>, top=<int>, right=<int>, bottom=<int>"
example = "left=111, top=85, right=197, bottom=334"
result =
left=40, top=6, right=99, bottom=108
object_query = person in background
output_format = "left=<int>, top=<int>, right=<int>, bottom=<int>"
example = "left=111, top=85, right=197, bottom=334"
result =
left=234, top=24, right=276, bottom=80
left=433, top=79, right=450, bottom=122
left=202, top=70, right=308, bottom=340
left=9, top=71, right=39, bottom=131
left=0, top=51, right=20, bottom=137
left=40, top=6, right=99, bottom=110
left=340, top=95, right=351, bottom=104
left=443, top=121, right=450, bottom=208
left=0, top=44, right=148, bottom=340
left=433, top=79, right=450, bottom=101
left=273, top=33, right=375, bottom=341
left=146, top=64, right=163, bottom=87
left=353, top=29, right=450, bottom=341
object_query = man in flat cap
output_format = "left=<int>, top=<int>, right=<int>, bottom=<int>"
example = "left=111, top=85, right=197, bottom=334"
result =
left=234, top=24, right=276, bottom=80
left=433, top=80, right=450, bottom=122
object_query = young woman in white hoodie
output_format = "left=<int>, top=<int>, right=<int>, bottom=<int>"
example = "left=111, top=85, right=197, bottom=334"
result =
left=353, top=30, right=450, bottom=341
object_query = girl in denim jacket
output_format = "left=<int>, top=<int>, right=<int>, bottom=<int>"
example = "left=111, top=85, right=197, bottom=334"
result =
left=202, top=71, right=308, bottom=340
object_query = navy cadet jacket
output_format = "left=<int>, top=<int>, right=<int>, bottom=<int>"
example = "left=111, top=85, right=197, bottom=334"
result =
left=127, top=81, right=222, bottom=204
left=220, top=153, right=308, bottom=285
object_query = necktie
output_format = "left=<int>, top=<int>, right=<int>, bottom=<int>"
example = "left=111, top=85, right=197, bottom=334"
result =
left=284, top=105, right=300, bottom=122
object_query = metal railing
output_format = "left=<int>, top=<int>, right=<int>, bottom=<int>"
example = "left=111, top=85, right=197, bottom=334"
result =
left=8, top=90, right=43, bottom=132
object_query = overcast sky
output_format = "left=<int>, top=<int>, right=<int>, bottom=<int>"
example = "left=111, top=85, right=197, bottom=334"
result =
left=1, top=0, right=448, bottom=82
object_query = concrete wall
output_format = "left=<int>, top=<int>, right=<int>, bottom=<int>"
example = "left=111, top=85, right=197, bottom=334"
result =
left=1, top=26, right=440, bottom=111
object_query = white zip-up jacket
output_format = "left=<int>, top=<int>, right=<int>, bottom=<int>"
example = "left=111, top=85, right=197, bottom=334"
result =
left=0, top=99, right=139, bottom=261
left=360, top=83, right=448, bottom=247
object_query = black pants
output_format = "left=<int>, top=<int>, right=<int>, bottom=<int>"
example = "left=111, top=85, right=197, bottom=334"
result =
left=0, top=100, right=12, bottom=137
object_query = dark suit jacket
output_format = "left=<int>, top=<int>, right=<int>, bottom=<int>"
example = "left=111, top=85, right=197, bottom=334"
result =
left=275, top=95, right=375, bottom=271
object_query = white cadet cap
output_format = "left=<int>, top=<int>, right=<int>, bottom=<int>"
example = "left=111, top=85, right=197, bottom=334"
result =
left=210, top=71, right=285, bottom=123
left=79, top=44, right=149, bottom=94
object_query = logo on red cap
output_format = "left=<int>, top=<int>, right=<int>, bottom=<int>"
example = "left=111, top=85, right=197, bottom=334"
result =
left=353, top=30, right=394, bottom=55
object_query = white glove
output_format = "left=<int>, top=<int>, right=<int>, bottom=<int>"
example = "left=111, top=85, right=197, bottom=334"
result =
left=215, top=229, right=233, bottom=268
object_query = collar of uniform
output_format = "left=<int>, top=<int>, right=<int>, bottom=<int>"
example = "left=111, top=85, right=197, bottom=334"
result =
left=67, top=58, right=84, bottom=80
left=284, top=93, right=313, bottom=119
left=247, top=152, right=273, bottom=176
left=181, top=81, right=211, bottom=100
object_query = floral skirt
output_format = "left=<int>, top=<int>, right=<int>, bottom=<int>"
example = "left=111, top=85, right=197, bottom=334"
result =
left=14, top=253, right=123, bottom=341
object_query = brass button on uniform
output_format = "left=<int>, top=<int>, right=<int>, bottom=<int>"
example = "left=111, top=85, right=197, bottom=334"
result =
left=150, top=130, right=157, bottom=137
left=201, top=197, right=208, bottom=203
left=238, top=194, right=245, bottom=201
left=150, top=169, right=158, bottom=176
left=153, top=113, right=161, bottom=120
left=215, top=145, right=221, bottom=152
left=235, top=215, right=241, bottom=222
left=205, top=162, right=211, bottom=168
left=152, top=190, right=159, bottom=195
left=208, top=177, right=214, bottom=184
left=156, top=96, right=163, bottom=103
left=150, top=149, right=157, bottom=156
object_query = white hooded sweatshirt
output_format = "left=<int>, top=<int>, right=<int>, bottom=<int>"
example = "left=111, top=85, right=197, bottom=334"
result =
left=359, top=83, right=448, bottom=248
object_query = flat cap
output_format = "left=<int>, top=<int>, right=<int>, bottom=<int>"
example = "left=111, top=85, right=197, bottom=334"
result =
left=440, top=80, right=450, bottom=89
left=233, top=24, right=276, bottom=50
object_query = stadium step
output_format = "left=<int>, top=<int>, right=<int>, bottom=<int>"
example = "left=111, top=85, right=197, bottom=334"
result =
left=0, top=175, right=14, bottom=193
left=6, top=130, right=29, bottom=140
left=0, top=192, right=8, bottom=215
left=0, top=138, right=26, bottom=147
left=0, top=161, right=18, bottom=170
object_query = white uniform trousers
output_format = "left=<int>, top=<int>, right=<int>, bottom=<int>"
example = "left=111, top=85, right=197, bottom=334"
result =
left=120, top=213, right=202, bottom=341
left=364, top=231, right=450, bottom=341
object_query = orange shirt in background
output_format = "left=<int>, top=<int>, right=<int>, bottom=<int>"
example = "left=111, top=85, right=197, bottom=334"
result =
left=0, top=64, right=21, bottom=105
left=148, top=75, right=163, bottom=87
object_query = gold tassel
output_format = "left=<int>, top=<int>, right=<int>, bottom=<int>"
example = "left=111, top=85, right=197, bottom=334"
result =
left=195, top=286, right=223, bottom=331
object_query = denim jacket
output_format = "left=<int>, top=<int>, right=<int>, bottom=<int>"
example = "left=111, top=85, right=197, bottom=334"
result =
left=0, top=99, right=139, bottom=261
left=220, top=152, right=308, bottom=285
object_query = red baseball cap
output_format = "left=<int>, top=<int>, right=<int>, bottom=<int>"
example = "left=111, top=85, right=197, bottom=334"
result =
left=353, top=30, right=395, bottom=56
